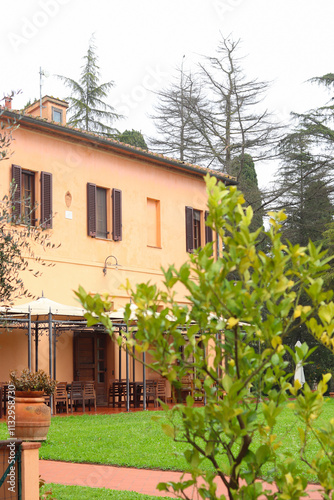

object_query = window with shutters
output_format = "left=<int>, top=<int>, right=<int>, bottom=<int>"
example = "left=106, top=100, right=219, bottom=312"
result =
left=193, top=210, right=201, bottom=249
left=205, top=210, right=213, bottom=256
left=87, top=184, right=122, bottom=241
left=185, top=206, right=202, bottom=252
left=11, top=165, right=52, bottom=227
left=112, top=188, right=122, bottom=241
left=21, top=170, right=35, bottom=225
left=185, top=207, right=213, bottom=253
left=40, top=171, right=53, bottom=228
left=96, top=187, right=108, bottom=238
left=205, top=211, right=213, bottom=244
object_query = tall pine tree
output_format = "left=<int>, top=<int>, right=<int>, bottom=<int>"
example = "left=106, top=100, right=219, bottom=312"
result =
left=58, top=35, right=121, bottom=135
left=275, top=132, right=333, bottom=246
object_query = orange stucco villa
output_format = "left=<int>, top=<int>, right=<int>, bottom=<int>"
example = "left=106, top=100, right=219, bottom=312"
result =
left=0, top=95, right=236, bottom=405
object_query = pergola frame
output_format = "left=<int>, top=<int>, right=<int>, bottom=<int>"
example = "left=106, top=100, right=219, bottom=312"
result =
left=0, top=298, right=214, bottom=412
left=0, top=311, right=149, bottom=412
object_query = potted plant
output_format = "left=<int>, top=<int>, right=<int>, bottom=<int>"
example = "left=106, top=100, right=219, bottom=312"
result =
left=8, top=369, right=57, bottom=441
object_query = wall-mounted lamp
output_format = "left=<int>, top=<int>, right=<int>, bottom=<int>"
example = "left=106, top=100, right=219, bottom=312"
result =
left=103, top=255, right=120, bottom=276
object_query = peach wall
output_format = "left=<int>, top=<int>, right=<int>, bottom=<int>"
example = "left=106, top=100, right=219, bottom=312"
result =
left=54, top=332, right=74, bottom=383
left=2, top=126, right=211, bottom=307
left=0, top=330, right=29, bottom=380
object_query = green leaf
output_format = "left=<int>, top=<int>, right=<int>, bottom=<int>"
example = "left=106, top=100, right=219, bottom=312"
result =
left=161, top=424, right=175, bottom=439
left=255, top=444, right=271, bottom=466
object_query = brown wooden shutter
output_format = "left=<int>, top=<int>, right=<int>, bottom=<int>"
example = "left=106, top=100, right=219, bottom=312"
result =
left=205, top=211, right=213, bottom=244
left=112, top=188, right=122, bottom=241
left=205, top=210, right=213, bottom=256
left=87, top=183, right=97, bottom=237
left=11, top=164, right=22, bottom=220
left=185, top=206, right=194, bottom=252
left=40, top=171, right=53, bottom=228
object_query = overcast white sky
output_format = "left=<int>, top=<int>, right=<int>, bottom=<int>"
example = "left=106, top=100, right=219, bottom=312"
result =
left=2, top=0, right=334, bottom=186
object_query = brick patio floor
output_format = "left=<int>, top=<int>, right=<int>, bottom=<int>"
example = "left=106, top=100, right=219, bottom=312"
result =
left=39, top=460, right=325, bottom=499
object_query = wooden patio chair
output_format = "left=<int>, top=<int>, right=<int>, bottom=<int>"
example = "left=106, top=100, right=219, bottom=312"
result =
left=53, top=382, right=69, bottom=414
left=84, top=381, right=97, bottom=412
left=108, top=380, right=127, bottom=408
left=172, top=376, right=194, bottom=403
left=156, top=379, right=167, bottom=404
left=70, top=381, right=85, bottom=413
left=181, top=376, right=193, bottom=400
left=145, top=380, right=158, bottom=408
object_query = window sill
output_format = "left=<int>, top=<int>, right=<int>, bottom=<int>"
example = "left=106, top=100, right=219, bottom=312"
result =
left=12, top=221, right=38, bottom=228
left=94, top=236, right=111, bottom=242
left=147, top=245, right=162, bottom=249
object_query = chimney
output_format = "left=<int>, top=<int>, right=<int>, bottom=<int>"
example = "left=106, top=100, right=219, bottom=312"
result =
left=4, top=96, right=12, bottom=110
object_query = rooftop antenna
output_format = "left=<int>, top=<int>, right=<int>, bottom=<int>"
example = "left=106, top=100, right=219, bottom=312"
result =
left=39, top=67, right=49, bottom=117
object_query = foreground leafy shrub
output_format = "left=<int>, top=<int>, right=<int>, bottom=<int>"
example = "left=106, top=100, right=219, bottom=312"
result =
left=78, top=175, right=334, bottom=499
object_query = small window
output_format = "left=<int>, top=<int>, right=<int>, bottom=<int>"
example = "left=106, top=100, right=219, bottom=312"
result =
left=12, top=165, right=36, bottom=225
left=193, top=210, right=201, bottom=249
left=87, top=185, right=108, bottom=239
left=147, top=198, right=161, bottom=247
left=22, top=170, right=35, bottom=224
left=87, top=184, right=122, bottom=240
left=205, top=211, right=213, bottom=256
left=112, top=188, right=122, bottom=241
left=96, top=187, right=107, bottom=238
left=87, top=183, right=97, bottom=237
left=185, top=206, right=202, bottom=252
left=11, top=165, right=52, bottom=227
left=40, top=171, right=53, bottom=228
left=52, top=107, right=62, bottom=123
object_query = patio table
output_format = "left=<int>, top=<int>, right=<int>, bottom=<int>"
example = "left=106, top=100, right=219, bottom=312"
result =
left=111, top=381, right=144, bottom=408
left=132, top=381, right=144, bottom=408
left=111, top=381, right=129, bottom=408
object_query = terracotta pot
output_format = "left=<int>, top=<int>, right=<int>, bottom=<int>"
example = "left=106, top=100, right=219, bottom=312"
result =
left=8, top=391, right=51, bottom=441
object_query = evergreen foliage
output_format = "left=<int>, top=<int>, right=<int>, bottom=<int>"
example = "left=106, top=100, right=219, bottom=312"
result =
left=116, top=130, right=148, bottom=150
left=58, top=35, right=121, bottom=135
left=274, top=132, right=333, bottom=247
left=230, top=154, right=264, bottom=233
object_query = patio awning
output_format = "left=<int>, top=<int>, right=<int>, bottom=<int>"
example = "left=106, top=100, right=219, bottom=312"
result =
left=0, top=296, right=88, bottom=380
left=0, top=296, right=86, bottom=318
left=109, top=303, right=138, bottom=321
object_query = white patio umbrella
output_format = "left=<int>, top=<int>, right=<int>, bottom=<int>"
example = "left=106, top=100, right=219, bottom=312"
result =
left=0, top=296, right=86, bottom=318
left=294, top=340, right=306, bottom=386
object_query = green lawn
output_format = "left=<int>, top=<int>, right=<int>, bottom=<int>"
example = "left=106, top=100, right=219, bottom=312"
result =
left=1, top=399, right=334, bottom=482
left=44, top=411, right=191, bottom=471
left=40, top=483, right=170, bottom=499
